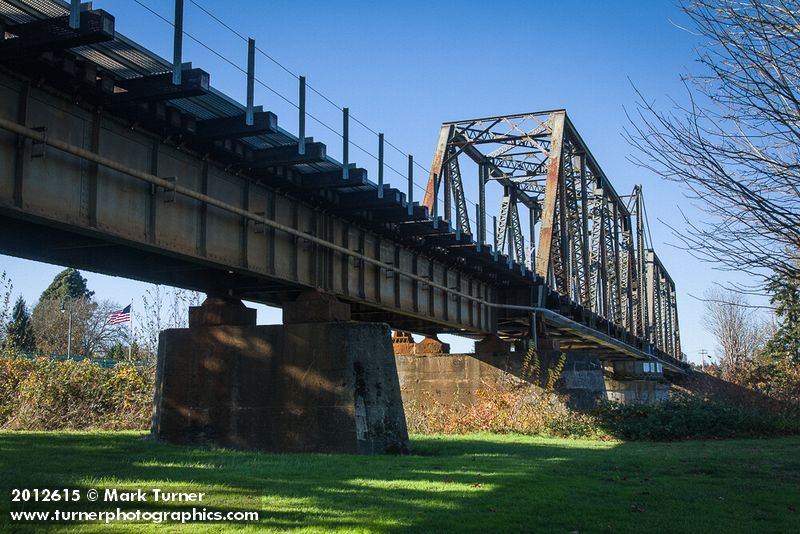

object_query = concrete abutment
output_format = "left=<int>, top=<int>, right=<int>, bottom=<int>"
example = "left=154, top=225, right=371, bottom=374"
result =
left=395, top=347, right=671, bottom=409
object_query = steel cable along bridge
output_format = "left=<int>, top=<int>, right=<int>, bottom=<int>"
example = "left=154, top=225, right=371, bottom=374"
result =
left=0, top=0, right=688, bottom=374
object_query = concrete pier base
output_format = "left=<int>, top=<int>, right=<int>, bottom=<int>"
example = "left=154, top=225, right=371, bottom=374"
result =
left=152, top=297, right=409, bottom=454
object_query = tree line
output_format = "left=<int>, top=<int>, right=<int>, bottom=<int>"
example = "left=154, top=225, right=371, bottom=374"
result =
left=0, top=268, right=200, bottom=364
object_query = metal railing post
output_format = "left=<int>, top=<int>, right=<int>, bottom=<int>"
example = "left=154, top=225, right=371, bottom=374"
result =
left=475, top=203, right=481, bottom=251
left=69, top=0, right=81, bottom=29
left=432, top=172, right=439, bottom=228
left=172, top=0, right=184, bottom=85
left=298, top=75, right=306, bottom=155
left=246, top=38, right=255, bottom=126
left=407, top=154, right=414, bottom=215
left=342, top=107, right=349, bottom=180
left=493, top=215, right=498, bottom=260
left=377, top=132, right=384, bottom=198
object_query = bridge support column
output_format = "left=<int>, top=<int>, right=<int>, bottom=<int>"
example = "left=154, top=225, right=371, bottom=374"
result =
left=604, top=361, right=670, bottom=404
left=152, top=293, right=409, bottom=454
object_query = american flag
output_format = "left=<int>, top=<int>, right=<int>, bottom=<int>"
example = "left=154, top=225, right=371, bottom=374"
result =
left=109, top=304, right=131, bottom=325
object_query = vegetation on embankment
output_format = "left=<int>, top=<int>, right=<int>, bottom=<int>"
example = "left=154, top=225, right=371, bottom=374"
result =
left=404, top=383, right=800, bottom=441
left=2, top=431, right=799, bottom=533
left=404, top=347, right=800, bottom=440
left=2, top=351, right=799, bottom=440
left=0, top=354, right=154, bottom=430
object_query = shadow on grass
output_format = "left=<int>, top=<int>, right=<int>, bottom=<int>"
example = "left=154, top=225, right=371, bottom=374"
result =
left=1, top=432, right=799, bottom=533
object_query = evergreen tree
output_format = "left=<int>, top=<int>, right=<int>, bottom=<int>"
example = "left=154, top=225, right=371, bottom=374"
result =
left=39, top=268, right=94, bottom=303
left=32, top=269, right=94, bottom=356
left=6, top=296, right=34, bottom=351
left=765, top=272, right=800, bottom=363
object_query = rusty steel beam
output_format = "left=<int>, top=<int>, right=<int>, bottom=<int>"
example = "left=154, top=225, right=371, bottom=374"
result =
left=535, top=110, right=566, bottom=278
left=423, top=124, right=452, bottom=212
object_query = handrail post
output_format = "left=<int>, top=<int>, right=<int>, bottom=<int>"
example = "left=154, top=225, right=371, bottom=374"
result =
left=377, top=132, right=384, bottom=198
left=493, top=215, right=498, bottom=260
left=432, top=172, right=439, bottom=228
left=298, top=75, right=306, bottom=155
left=407, top=154, right=413, bottom=215
left=475, top=203, right=481, bottom=251
left=69, top=0, right=81, bottom=29
left=172, top=0, right=184, bottom=85
left=342, top=107, right=349, bottom=180
left=246, top=38, right=255, bottom=126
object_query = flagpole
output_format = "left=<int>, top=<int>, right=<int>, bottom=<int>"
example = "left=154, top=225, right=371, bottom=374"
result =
left=128, top=300, right=133, bottom=361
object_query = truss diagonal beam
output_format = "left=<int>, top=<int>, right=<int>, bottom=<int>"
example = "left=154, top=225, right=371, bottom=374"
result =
left=535, top=111, right=566, bottom=278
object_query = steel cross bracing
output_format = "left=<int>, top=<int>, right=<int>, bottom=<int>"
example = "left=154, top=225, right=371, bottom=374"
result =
left=444, top=144, right=471, bottom=236
left=496, top=186, right=525, bottom=265
left=0, top=0, right=686, bottom=371
left=423, top=110, right=683, bottom=362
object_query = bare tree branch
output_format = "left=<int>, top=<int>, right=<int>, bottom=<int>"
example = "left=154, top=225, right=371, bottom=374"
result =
left=625, top=0, right=800, bottom=285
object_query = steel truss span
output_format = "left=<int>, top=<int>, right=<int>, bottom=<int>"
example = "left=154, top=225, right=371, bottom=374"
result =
left=423, top=111, right=681, bottom=361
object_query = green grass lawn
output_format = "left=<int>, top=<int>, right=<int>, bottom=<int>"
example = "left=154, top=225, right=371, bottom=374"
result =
left=1, top=432, right=799, bottom=533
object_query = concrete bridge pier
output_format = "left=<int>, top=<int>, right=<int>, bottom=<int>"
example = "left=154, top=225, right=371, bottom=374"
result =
left=151, top=292, right=410, bottom=454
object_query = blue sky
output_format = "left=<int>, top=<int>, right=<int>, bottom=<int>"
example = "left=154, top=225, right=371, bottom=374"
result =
left=0, top=0, right=755, bottom=362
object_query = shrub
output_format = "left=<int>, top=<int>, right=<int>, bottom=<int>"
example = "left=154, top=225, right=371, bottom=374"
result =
left=403, top=381, right=610, bottom=439
left=0, top=352, right=154, bottom=431
left=404, top=370, right=800, bottom=441
left=592, top=395, right=800, bottom=441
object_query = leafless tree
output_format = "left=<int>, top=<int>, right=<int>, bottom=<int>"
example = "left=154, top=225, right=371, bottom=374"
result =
left=703, top=288, right=770, bottom=378
left=135, top=285, right=202, bottom=361
left=31, top=297, right=126, bottom=356
left=79, top=299, right=128, bottom=357
left=0, top=271, right=12, bottom=343
left=32, top=297, right=82, bottom=355
left=627, top=0, right=800, bottom=284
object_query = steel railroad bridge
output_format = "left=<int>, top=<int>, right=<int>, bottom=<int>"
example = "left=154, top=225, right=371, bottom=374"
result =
left=0, top=1, right=687, bottom=381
